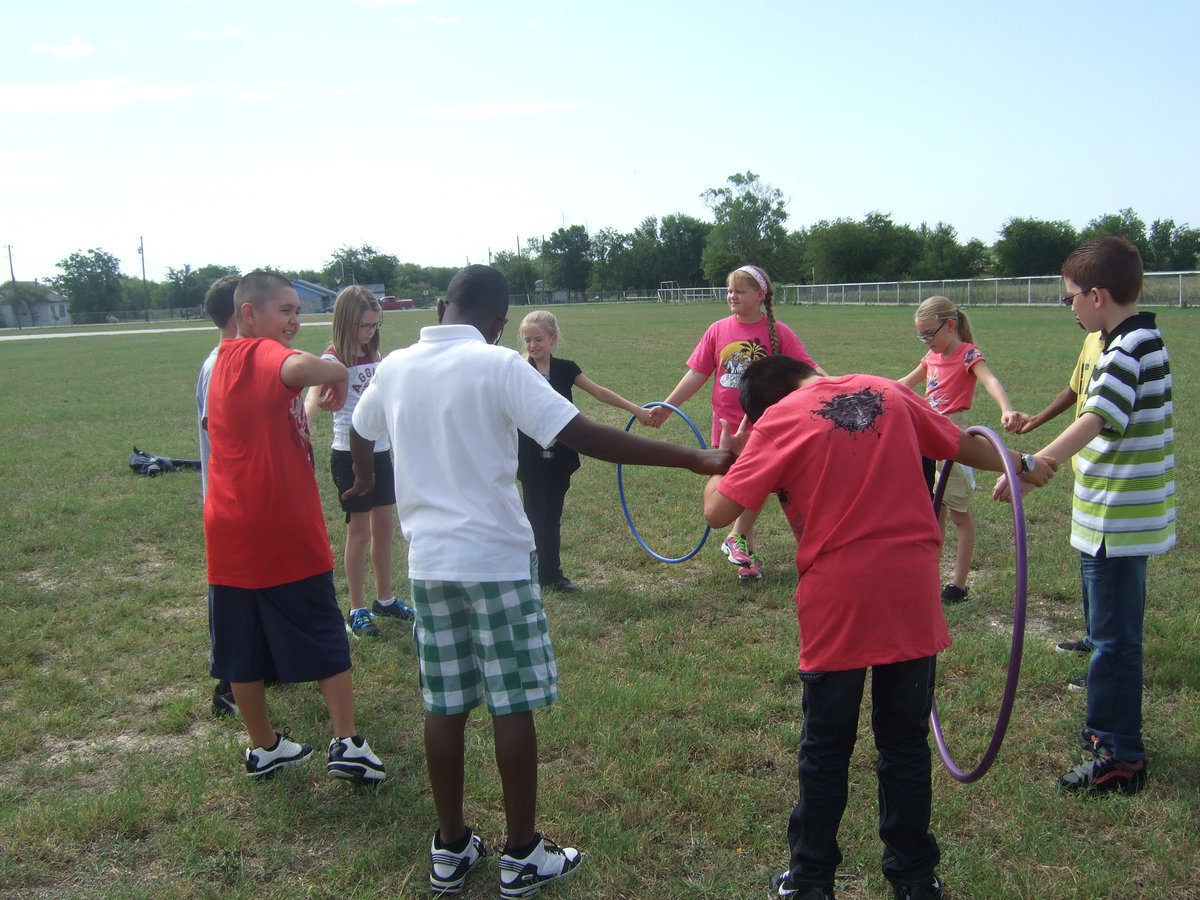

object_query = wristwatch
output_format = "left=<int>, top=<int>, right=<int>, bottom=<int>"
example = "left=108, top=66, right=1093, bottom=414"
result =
left=1018, top=453, right=1037, bottom=475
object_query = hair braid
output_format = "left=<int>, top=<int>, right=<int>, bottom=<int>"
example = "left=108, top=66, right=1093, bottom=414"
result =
left=765, top=292, right=779, bottom=355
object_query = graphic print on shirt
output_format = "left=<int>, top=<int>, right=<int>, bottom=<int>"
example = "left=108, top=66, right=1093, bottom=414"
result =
left=718, top=339, right=769, bottom=389
left=351, top=362, right=376, bottom=396
left=288, top=394, right=315, bottom=466
left=926, top=346, right=981, bottom=413
left=814, top=387, right=887, bottom=437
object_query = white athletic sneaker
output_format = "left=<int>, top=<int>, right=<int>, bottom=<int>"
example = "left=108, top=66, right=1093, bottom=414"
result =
left=499, top=834, right=583, bottom=899
left=244, top=731, right=313, bottom=778
left=429, top=827, right=488, bottom=895
left=326, top=735, right=386, bottom=783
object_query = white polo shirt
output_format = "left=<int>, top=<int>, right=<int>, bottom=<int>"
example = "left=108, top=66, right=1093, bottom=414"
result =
left=352, top=323, right=580, bottom=582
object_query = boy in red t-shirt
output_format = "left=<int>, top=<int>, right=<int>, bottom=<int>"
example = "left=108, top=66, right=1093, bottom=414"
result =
left=204, top=270, right=386, bottom=781
left=703, top=356, right=1054, bottom=900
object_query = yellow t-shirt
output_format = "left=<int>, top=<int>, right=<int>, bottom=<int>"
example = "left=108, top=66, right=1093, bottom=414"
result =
left=1069, top=331, right=1105, bottom=470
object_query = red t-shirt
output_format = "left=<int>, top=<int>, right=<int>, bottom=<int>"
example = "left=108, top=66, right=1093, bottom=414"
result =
left=203, top=338, right=334, bottom=588
left=685, top=315, right=819, bottom=446
left=717, top=375, right=960, bottom=672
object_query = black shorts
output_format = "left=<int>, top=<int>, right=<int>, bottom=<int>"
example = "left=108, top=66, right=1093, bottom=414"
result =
left=208, top=571, right=351, bottom=683
left=330, top=448, right=397, bottom=522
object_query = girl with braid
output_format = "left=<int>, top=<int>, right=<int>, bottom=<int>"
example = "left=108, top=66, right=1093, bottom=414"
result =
left=653, top=264, right=827, bottom=581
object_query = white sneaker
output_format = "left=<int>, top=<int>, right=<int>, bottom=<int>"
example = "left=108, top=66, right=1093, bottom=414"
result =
left=244, top=731, right=312, bottom=777
left=429, top=827, right=488, bottom=895
left=326, top=735, right=386, bottom=783
left=499, top=834, right=583, bottom=899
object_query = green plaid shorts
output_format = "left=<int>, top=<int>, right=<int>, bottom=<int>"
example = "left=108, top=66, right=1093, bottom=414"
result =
left=411, top=556, right=558, bottom=716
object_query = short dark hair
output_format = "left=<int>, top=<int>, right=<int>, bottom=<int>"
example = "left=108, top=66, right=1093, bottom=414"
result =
left=739, top=355, right=816, bottom=423
left=1061, top=236, right=1144, bottom=305
left=445, top=265, right=509, bottom=317
left=204, top=274, right=240, bottom=328
left=234, top=271, right=293, bottom=314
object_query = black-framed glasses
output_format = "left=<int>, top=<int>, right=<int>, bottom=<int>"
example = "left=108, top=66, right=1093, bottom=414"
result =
left=357, top=321, right=382, bottom=331
left=1060, top=289, right=1090, bottom=307
left=916, top=320, right=947, bottom=343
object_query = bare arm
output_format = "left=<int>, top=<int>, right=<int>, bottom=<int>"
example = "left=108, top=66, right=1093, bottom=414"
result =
left=1007, top=387, right=1077, bottom=434
left=647, top=368, right=710, bottom=427
left=992, top=412, right=1103, bottom=501
left=556, top=412, right=731, bottom=474
left=898, top=365, right=925, bottom=391
left=971, top=360, right=1018, bottom=430
left=573, top=373, right=653, bottom=426
left=281, top=352, right=348, bottom=411
left=303, top=384, right=322, bottom=421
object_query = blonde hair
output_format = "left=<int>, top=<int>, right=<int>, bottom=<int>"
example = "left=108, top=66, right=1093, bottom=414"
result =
left=727, top=265, right=779, bottom=354
left=916, top=295, right=974, bottom=344
left=330, top=285, right=382, bottom=365
left=519, top=310, right=560, bottom=360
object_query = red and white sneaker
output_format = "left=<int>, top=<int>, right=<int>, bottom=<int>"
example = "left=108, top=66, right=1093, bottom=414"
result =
left=738, top=553, right=765, bottom=581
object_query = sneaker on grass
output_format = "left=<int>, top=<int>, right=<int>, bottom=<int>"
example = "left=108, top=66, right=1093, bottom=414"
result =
left=890, top=875, right=943, bottom=899
left=738, top=552, right=765, bottom=581
left=245, top=731, right=312, bottom=778
left=212, top=680, right=238, bottom=717
left=499, top=834, right=582, bottom=899
left=346, top=607, right=380, bottom=638
left=372, top=597, right=415, bottom=620
left=721, top=533, right=752, bottom=566
left=1058, top=739, right=1148, bottom=796
left=327, top=735, right=386, bottom=783
left=1067, top=677, right=1087, bottom=693
left=770, top=871, right=834, bottom=899
left=1055, top=638, right=1094, bottom=654
left=430, top=827, right=488, bottom=895
left=940, top=583, right=969, bottom=604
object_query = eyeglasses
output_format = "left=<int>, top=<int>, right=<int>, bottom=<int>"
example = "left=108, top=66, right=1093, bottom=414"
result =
left=916, top=320, right=947, bottom=343
left=357, top=321, right=381, bottom=331
left=1060, top=289, right=1090, bottom=307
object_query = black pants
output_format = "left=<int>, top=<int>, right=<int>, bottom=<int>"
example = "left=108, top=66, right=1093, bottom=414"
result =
left=787, top=655, right=941, bottom=889
left=520, top=466, right=572, bottom=585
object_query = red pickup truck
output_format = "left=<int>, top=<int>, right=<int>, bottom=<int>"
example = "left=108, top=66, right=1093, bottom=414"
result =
left=380, top=296, right=414, bottom=310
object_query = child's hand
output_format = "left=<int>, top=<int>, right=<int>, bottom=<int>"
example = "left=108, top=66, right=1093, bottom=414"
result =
left=317, top=379, right=348, bottom=412
left=1003, top=411, right=1030, bottom=433
left=645, top=406, right=671, bottom=428
left=340, top=461, right=375, bottom=501
left=718, top=416, right=751, bottom=457
left=632, top=407, right=656, bottom=427
left=1019, top=453, right=1058, bottom=487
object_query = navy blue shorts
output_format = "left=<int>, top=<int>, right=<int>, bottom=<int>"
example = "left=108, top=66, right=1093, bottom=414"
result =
left=208, top=570, right=352, bottom=683
left=330, top=449, right=396, bottom=522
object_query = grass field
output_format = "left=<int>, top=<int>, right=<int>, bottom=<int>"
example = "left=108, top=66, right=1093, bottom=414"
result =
left=0, top=302, right=1196, bottom=899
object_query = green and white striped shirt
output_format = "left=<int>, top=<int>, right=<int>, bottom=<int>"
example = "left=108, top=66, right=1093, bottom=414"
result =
left=1072, top=312, right=1175, bottom=557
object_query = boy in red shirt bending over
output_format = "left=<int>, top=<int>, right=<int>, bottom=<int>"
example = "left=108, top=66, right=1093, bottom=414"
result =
left=704, top=356, right=1054, bottom=900
left=204, top=270, right=385, bottom=781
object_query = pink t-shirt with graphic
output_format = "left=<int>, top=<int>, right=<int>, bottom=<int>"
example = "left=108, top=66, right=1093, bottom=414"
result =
left=685, top=315, right=818, bottom=446
left=920, top=342, right=984, bottom=416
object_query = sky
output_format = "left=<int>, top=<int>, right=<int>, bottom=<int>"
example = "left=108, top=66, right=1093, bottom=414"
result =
left=2, top=0, right=1198, bottom=284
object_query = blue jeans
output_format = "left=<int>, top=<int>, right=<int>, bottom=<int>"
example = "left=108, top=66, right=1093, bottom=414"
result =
left=1081, top=547, right=1148, bottom=761
left=786, top=655, right=940, bottom=887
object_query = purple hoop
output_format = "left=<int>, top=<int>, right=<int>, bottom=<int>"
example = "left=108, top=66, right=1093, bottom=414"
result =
left=930, top=426, right=1028, bottom=783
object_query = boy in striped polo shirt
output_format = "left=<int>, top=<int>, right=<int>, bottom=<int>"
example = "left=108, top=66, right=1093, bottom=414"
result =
left=998, top=236, right=1174, bottom=796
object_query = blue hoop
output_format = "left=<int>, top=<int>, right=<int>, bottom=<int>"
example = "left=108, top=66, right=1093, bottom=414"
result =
left=616, top=402, right=712, bottom=563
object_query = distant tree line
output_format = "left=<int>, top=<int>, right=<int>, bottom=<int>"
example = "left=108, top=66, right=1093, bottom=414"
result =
left=43, top=172, right=1200, bottom=314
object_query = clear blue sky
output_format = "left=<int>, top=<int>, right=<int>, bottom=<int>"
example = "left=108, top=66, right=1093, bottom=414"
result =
left=3, top=0, right=1197, bottom=283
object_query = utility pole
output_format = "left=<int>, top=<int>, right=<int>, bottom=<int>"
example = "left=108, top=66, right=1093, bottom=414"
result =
left=5, top=244, right=21, bottom=329
left=138, top=236, right=150, bottom=321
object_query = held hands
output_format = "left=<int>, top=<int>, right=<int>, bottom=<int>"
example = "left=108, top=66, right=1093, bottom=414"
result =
left=632, top=407, right=657, bottom=427
left=718, top=416, right=751, bottom=457
left=992, top=453, right=1059, bottom=502
left=644, top=405, right=671, bottom=428
left=1004, top=411, right=1038, bottom=434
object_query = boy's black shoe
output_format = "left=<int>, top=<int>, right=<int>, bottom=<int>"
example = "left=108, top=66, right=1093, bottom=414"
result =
left=940, top=583, right=969, bottom=604
left=1055, top=638, right=1093, bottom=654
left=212, top=680, right=238, bottom=717
left=891, top=875, right=943, bottom=899
left=544, top=578, right=579, bottom=593
left=1058, top=736, right=1148, bottom=796
left=770, top=871, right=834, bottom=899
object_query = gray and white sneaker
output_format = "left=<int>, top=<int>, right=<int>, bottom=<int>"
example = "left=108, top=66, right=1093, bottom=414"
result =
left=499, top=834, right=582, bottom=899
left=327, top=735, right=386, bottom=783
left=244, top=731, right=312, bottom=778
left=429, top=827, right=488, bottom=895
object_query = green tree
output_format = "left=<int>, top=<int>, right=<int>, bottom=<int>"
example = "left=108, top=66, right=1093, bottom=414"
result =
left=657, top=214, right=711, bottom=286
left=544, top=225, right=592, bottom=292
left=165, top=263, right=240, bottom=310
left=323, top=245, right=400, bottom=290
left=804, top=213, right=922, bottom=283
left=909, top=223, right=989, bottom=280
left=700, top=172, right=790, bottom=283
left=587, top=228, right=631, bottom=291
left=1146, top=219, right=1200, bottom=271
left=51, top=248, right=124, bottom=314
left=1079, top=209, right=1149, bottom=260
left=993, top=218, right=1079, bottom=277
